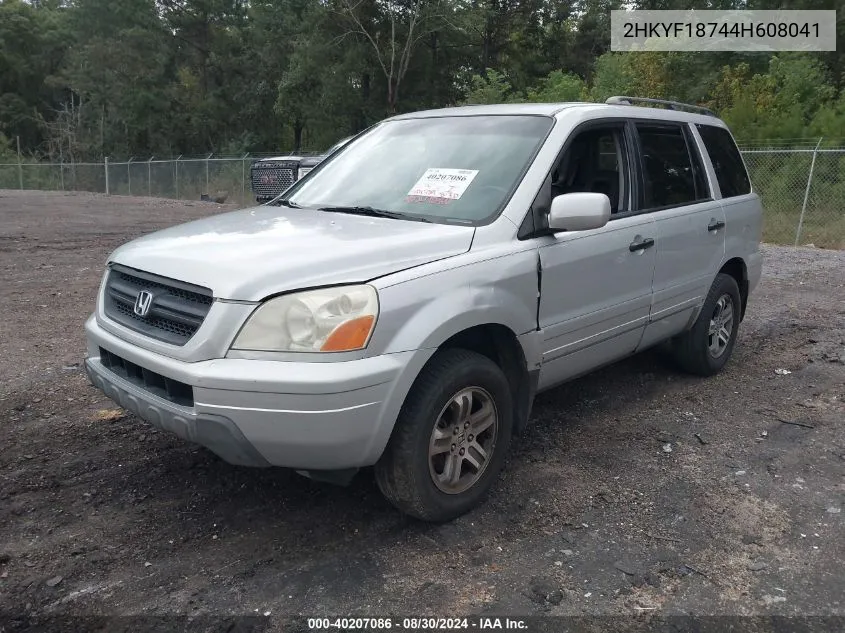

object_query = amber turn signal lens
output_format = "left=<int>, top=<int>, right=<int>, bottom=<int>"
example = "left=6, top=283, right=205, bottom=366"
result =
left=320, top=315, right=376, bottom=351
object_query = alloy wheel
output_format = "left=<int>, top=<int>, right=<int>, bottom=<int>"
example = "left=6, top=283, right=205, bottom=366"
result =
left=428, top=387, right=498, bottom=495
left=707, top=294, right=734, bottom=358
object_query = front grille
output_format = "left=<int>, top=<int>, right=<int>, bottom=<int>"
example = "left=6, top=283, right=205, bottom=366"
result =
left=99, top=347, right=193, bottom=407
left=103, top=264, right=213, bottom=346
left=250, top=162, right=297, bottom=199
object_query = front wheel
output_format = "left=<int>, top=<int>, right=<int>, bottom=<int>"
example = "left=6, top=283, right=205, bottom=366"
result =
left=375, top=349, right=513, bottom=522
left=671, top=273, right=742, bottom=376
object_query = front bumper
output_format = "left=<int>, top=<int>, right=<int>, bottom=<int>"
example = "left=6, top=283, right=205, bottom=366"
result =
left=85, top=315, right=428, bottom=470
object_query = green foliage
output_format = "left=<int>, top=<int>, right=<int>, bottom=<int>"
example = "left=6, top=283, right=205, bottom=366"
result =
left=809, top=94, right=845, bottom=140
left=462, top=70, right=517, bottom=105
left=0, top=0, right=68, bottom=150
left=526, top=70, right=586, bottom=103
left=0, top=132, right=15, bottom=162
left=2, top=0, right=845, bottom=160
left=711, top=55, right=845, bottom=143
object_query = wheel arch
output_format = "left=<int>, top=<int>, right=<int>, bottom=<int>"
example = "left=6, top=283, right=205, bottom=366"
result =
left=438, top=323, right=535, bottom=435
left=719, top=257, right=749, bottom=320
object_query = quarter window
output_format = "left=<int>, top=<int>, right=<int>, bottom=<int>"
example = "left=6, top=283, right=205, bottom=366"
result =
left=696, top=124, right=751, bottom=198
left=636, top=124, right=708, bottom=209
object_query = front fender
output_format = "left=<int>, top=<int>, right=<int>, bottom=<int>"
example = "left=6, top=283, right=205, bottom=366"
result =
left=368, top=249, right=539, bottom=356
left=361, top=249, right=540, bottom=463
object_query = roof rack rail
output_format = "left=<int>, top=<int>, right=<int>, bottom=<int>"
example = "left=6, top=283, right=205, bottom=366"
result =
left=605, top=96, right=716, bottom=117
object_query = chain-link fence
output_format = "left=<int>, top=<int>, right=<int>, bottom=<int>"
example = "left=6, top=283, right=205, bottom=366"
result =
left=1, top=146, right=844, bottom=248
left=0, top=154, right=279, bottom=208
left=103, top=156, right=256, bottom=203
left=740, top=143, right=845, bottom=249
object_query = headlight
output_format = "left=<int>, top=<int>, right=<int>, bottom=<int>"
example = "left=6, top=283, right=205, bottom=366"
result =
left=231, top=285, right=378, bottom=352
left=297, top=166, right=313, bottom=180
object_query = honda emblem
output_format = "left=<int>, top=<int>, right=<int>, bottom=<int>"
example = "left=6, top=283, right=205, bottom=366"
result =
left=133, top=290, right=153, bottom=317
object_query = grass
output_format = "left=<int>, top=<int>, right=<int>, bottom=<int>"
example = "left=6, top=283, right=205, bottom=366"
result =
left=763, top=209, right=845, bottom=249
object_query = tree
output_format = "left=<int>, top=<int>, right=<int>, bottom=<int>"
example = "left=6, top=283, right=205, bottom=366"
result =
left=59, top=0, right=174, bottom=157
left=526, top=70, right=586, bottom=102
left=710, top=55, right=840, bottom=142
left=462, top=69, right=515, bottom=104
left=3, top=0, right=845, bottom=159
left=334, top=0, right=441, bottom=114
left=0, top=0, right=69, bottom=152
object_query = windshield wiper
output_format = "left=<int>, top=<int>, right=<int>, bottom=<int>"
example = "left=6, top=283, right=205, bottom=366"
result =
left=273, top=198, right=302, bottom=208
left=318, top=205, right=433, bottom=223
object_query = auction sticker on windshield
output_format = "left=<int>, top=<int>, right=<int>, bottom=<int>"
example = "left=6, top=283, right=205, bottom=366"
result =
left=407, top=168, right=479, bottom=204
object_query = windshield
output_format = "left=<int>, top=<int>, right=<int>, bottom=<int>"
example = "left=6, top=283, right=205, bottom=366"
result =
left=286, top=115, right=553, bottom=224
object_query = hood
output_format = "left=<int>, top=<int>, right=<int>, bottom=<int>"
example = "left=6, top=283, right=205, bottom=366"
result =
left=108, top=206, right=475, bottom=301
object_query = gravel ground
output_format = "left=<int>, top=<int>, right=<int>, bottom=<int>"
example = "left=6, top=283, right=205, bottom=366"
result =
left=0, top=190, right=843, bottom=630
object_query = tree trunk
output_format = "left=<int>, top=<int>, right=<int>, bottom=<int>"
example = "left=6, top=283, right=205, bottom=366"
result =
left=100, top=103, right=105, bottom=158
left=293, top=120, right=303, bottom=152
left=481, top=23, right=492, bottom=71
left=430, top=31, right=438, bottom=104
left=388, top=77, right=398, bottom=115
left=201, top=10, right=210, bottom=97
left=482, top=1, right=496, bottom=71
left=359, top=72, right=371, bottom=131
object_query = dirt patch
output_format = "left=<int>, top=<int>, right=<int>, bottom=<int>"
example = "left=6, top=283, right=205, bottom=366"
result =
left=0, top=191, right=843, bottom=625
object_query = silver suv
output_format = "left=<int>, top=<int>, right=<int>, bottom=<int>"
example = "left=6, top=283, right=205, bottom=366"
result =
left=85, top=97, right=763, bottom=521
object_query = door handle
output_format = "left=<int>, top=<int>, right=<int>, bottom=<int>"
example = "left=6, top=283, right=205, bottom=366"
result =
left=629, top=237, right=655, bottom=252
left=708, top=219, right=726, bottom=231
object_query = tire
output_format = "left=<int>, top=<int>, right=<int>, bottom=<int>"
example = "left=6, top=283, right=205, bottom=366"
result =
left=375, top=348, right=513, bottom=522
left=672, top=273, right=742, bottom=376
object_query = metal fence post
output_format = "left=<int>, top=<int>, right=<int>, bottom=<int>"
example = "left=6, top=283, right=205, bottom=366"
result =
left=148, top=156, right=153, bottom=197
left=175, top=155, right=182, bottom=199
left=16, top=135, right=23, bottom=190
left=104, top=156, right=110, bottom=195
left=206, top=153, right=213, bottom=193
left=127, top=157, right=133, bottom=195
left=795, top=138, right=823, bottom=246
left=242, top=153, right=249, bottom=205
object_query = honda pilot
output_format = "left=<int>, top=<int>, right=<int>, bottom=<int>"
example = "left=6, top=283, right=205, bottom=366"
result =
left=85, top=97, right=762, bottom=521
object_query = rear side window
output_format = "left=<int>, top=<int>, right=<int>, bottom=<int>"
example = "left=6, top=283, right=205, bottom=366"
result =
left=696, top=124, right=751, bottom=198
left=636, top=123, right=708, bottom=209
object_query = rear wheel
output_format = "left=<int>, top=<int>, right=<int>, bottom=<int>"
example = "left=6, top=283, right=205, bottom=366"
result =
left=672, top=273, right=742, bottom=376
left=375, top=349, right=513, bottom=522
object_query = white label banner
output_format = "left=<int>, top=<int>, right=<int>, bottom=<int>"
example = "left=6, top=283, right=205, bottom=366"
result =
left=407, top=168, right=479, bottom=203
left=611, top=10, right=837, bottom=52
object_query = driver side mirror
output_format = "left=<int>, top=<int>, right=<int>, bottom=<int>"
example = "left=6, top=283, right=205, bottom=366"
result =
left=548, top=192, right=611, bottom=232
